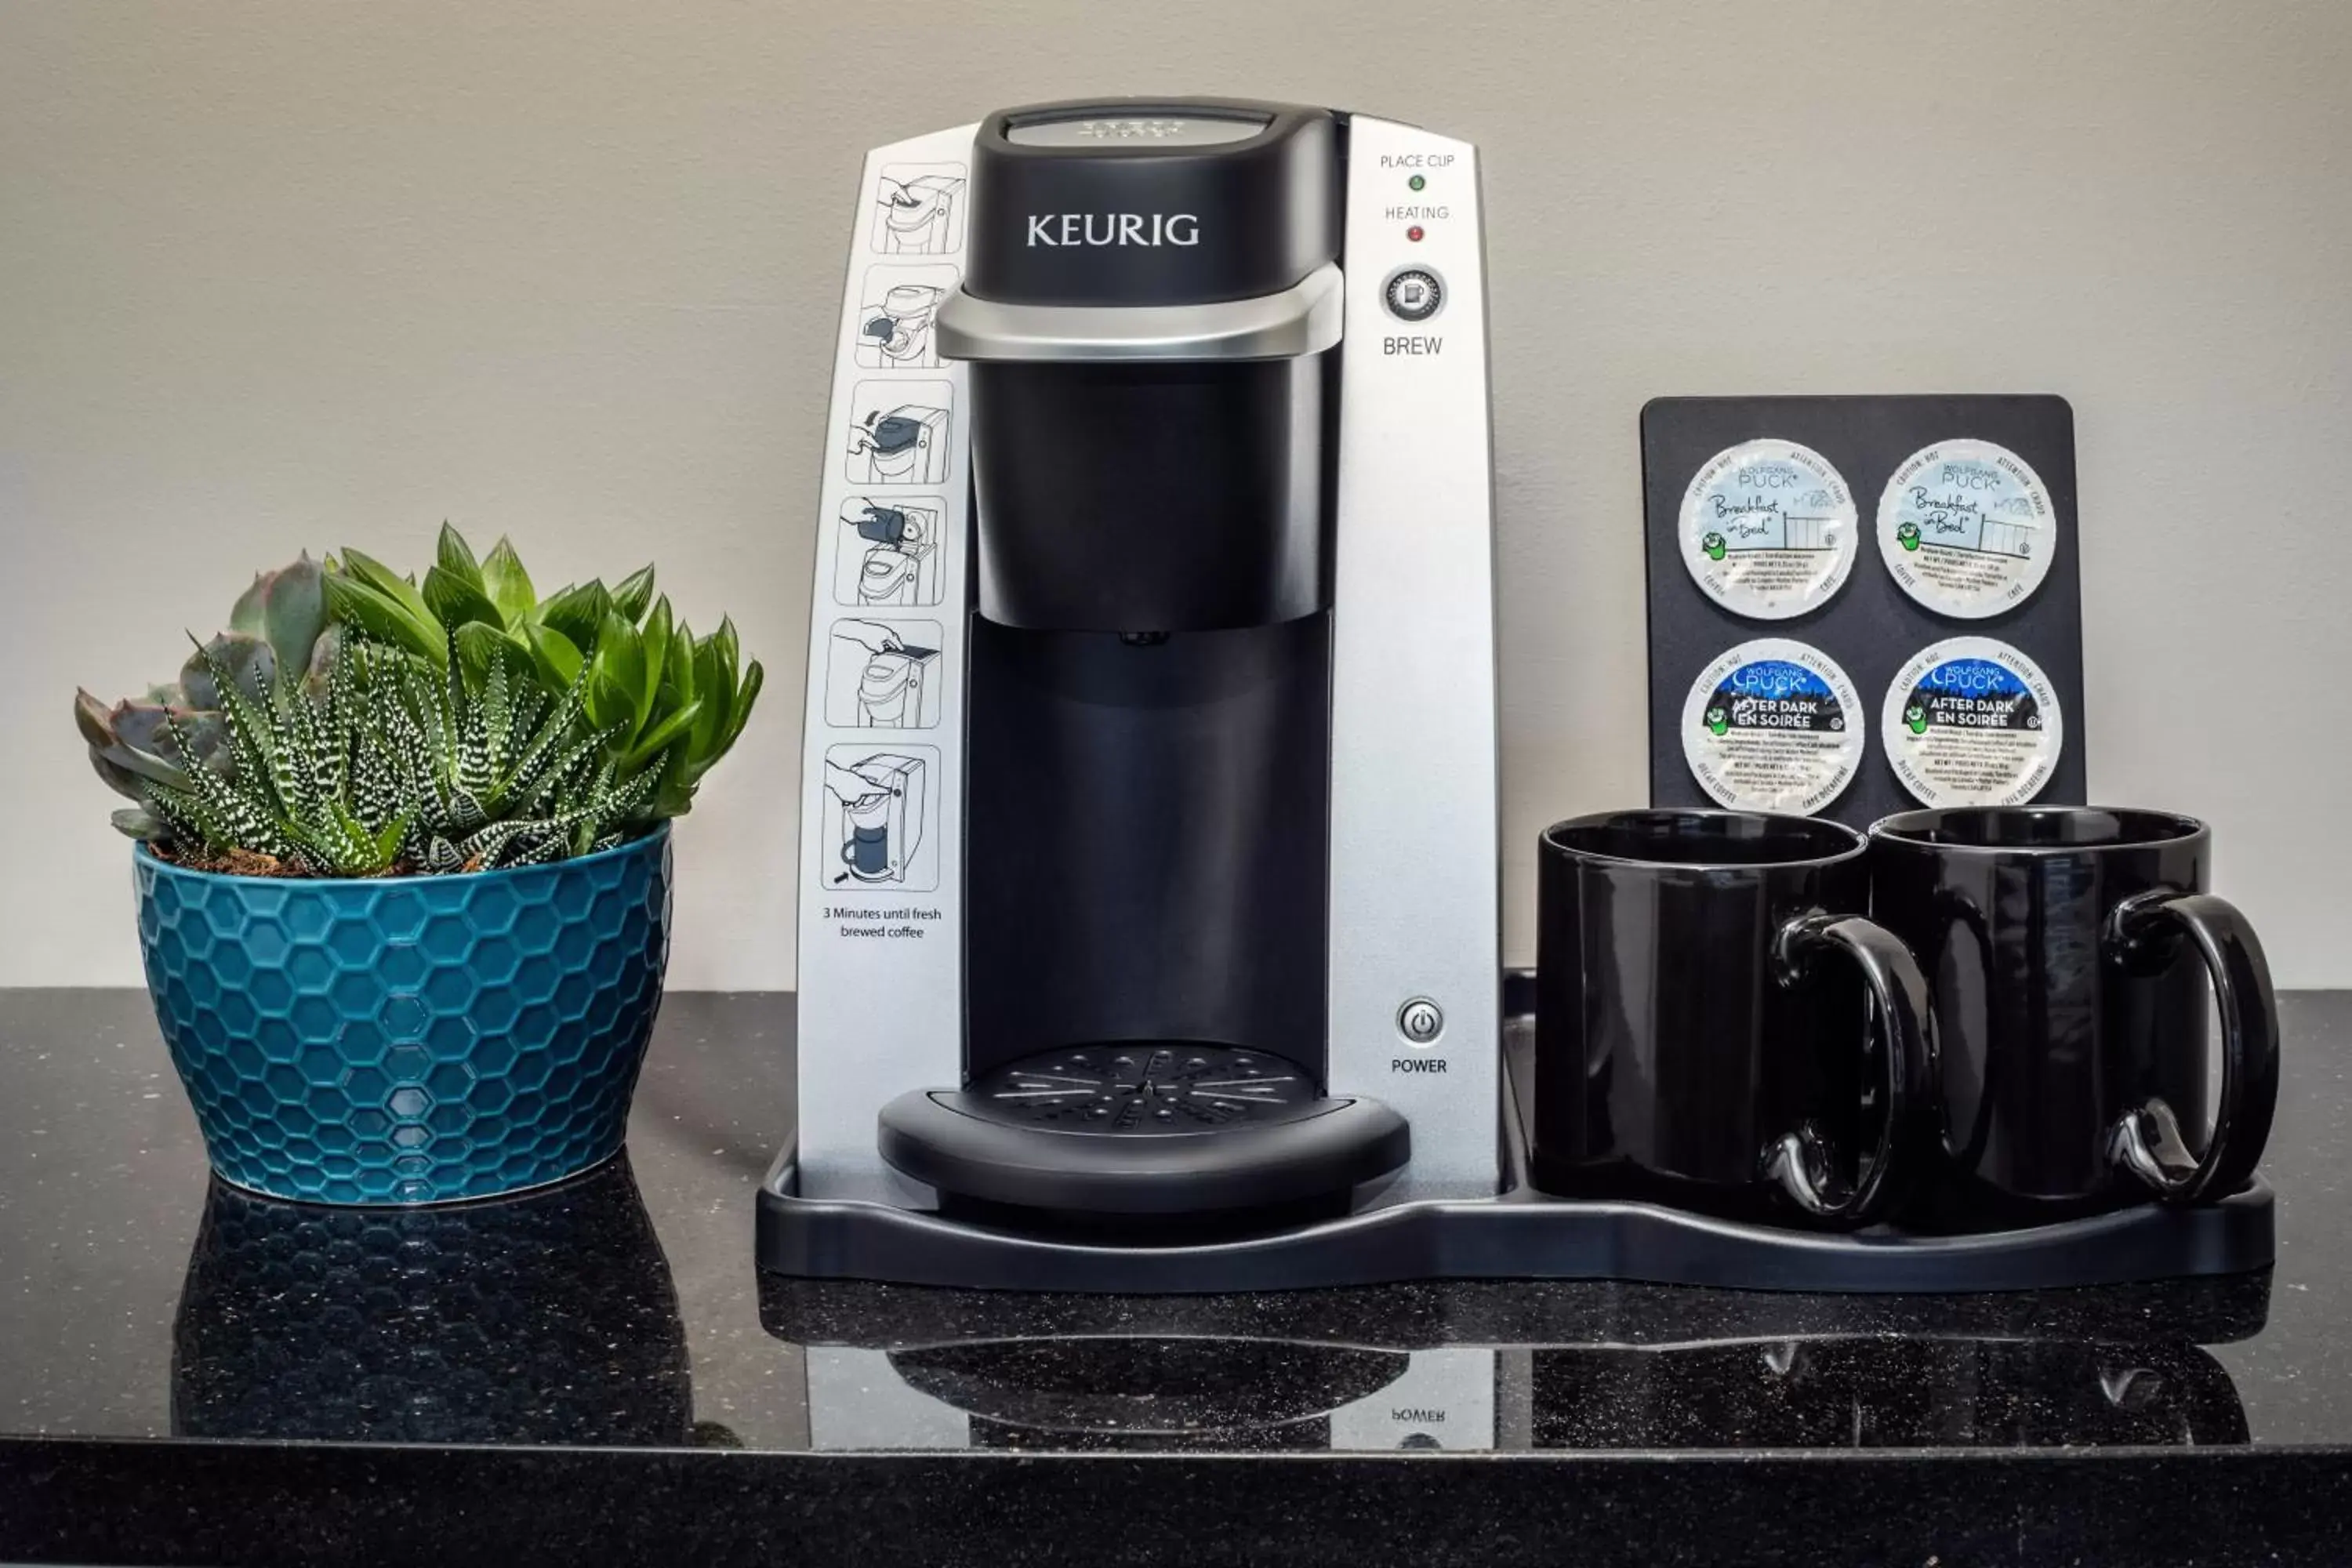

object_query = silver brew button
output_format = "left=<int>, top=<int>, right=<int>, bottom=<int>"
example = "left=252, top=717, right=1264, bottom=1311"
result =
left=1397, top=998, right=1444, bottom=1045
left=1383, top=268, right=1443, bottom=322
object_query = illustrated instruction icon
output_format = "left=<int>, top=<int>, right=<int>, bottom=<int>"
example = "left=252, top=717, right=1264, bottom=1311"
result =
left=848, top=380, right=953, bottom=485
left=872, top=165, right=967, bottom=256
left=821, top=745, right=937, bottom=891
left=855, top=264, right=958, bottom=370
left=836, top=495, right=945, bottom=607
left=826, top=619, right=944, bottom=731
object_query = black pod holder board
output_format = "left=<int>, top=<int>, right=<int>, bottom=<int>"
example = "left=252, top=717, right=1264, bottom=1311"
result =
left=757, top=974, right=2275, bottom=1294
left=1640, top=394, right=2087, bottom=829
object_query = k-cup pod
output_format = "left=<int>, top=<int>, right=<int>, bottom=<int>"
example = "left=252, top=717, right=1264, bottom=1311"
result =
left=1678, top=439, right=1859, bottom=620
left=1682, top=639, right=1864, bottom=815
left=1875, top=439, right=2056, bottom=618
left=1880, top=637, right=2063, bottom=808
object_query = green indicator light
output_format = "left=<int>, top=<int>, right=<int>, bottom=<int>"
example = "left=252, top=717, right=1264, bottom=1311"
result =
left=1408, top=173, right=1426, bottom=191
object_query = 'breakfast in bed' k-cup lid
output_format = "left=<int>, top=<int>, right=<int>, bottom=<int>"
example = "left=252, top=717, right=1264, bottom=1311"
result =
left=1880, top=637, right=2063, bottom=807
left=1679, top=439, right=1859, bottom=620
left=1681, top=639, right=1864, bottom=814
left=1875, top=438, right=2056, bottom=619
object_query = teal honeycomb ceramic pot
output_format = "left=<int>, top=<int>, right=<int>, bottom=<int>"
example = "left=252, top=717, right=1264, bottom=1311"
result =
left=135, top=826, right=672, bottom=1205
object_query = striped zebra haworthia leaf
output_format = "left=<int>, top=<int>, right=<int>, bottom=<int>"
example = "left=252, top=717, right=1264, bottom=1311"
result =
left=119, top=630, right=650, bottom=876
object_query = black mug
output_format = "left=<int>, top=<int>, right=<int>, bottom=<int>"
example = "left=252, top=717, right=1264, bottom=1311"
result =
left=1534, top=810, right=1933, bottom=1227
left=1868, top=807, right=2281, bottom=1228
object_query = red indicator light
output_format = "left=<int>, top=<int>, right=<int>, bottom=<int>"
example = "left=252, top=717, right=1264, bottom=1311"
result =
left=1406, top=224, right=1425, bottom=242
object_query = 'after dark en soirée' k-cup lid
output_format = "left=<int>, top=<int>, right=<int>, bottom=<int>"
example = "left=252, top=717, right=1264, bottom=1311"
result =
left=1682, top=639, right=1864, bottom=815
left=1880, top=637, right=2064, bottom=807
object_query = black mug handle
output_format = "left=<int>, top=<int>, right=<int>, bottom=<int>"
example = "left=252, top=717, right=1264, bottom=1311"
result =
left=2103, top=890, right=2282, bottom=1204
left=1760, top=913, right=1934, bottom=1225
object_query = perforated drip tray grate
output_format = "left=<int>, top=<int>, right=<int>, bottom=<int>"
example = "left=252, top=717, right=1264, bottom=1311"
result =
left=877, top=1041, right=1412, bottom=1218
left=966, top=1045, right=1325, bottom=1133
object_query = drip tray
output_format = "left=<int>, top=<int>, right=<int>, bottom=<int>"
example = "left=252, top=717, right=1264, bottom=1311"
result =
left=766, top=1018, right=2276, bottom=1294
left=877, top=1045, right=1412, bottom=1217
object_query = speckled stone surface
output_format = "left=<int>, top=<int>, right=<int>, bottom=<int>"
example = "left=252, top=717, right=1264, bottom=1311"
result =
left=4, top=989, right=2352, bottom=1565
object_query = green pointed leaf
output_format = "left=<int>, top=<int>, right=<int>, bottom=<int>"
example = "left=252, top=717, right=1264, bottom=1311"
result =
left=535, top=581, right=612, bottom=653
left=663, top=621, right=697, bottom=710
left=586, top=610, right=648, bottom=736
left=720, top=659, right=763, bottom=753
left=421, top=563, right=503, bottom=635
left=454, top=620, right=533, bottom=687
left=650, top=775, right=699, bottom=818
left=523, top=622, right=584, bottom=690
left=111, top=806, right=164, bottom=840
left=327, top=575, right=448, bottom=666
left=710, top=616, right=741, bottom=695
left=375, top=811, right=414, bottom=863
left=434, top=523, right=485, bottom=591
left=339, top=548, right=434, bottom=623
left=621, top=699, right=703, bottom=773
left=688, top=634, right=728, bottom=760
left=320, top=800, right=374, bottom=871
left=641, top=596, right=672, bottom=713
left=481, top=536, right=535, bottom=624
left=611, top=564, right=656, bottom=625
left=586, top=659, right=636, bottom=738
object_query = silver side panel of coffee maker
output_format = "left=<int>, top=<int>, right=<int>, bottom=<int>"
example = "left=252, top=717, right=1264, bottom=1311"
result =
left=1325, top=117, right=1501, bottom=1201
left=795, top=125, right=978, bottom=1204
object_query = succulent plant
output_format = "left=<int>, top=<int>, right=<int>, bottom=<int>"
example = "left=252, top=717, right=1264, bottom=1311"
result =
left=79, top=527, right=757, bottom=873
left=77, top=557, right=332, bottom=839
left=323, top=524, right=762, bottom=824
left=138, top=631, right=648, bottom=876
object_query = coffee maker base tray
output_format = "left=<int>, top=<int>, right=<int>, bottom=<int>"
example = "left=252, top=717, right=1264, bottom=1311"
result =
left=759, top=1138, right=2274, bottom=1298
left=762, top=998, right=2275, bottom=1295
left=756, top=1162, right=2270, bottom=1295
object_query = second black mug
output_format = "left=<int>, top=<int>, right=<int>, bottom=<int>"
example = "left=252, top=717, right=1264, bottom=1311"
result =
left=1870, top=807, right=2281, bottom=1229
left=1534, top=810, right=1933, bottom=1227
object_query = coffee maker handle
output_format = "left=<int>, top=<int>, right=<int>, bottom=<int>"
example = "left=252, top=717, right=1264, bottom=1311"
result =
left=1762, top=913, right=1935, bottom=1225
left=2104, top=891, right=2282, bottom=1205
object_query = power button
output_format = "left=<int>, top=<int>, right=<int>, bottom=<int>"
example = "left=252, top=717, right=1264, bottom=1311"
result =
left=1382, top=267, right=1443, bottom=323
left=1397, top=997, right=1445, bottom=1045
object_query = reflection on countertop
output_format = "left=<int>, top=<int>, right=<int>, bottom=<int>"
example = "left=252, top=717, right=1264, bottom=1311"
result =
left=159, top=1156, right=2261, bottom=1454
left=762, top=1270, right=2262, bottom=1453
left=172, top=1160, right=701, bottom=1447
left=5, top=990, right=2352, bottom=1456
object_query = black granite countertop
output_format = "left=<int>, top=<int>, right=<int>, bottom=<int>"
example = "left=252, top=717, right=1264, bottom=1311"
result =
left=5, top=989, right=2352, bottom=1566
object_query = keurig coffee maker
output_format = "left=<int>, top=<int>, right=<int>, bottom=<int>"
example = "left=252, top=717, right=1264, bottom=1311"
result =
left=757, top=96, right=2274, bottom=1295
left=764, top=97, right=1502, bottom=1285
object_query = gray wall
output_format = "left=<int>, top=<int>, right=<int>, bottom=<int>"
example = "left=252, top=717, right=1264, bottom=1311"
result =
left=5, top=0, right=2348, bottom=988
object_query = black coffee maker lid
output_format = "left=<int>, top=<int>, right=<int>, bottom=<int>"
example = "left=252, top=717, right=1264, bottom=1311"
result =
left=961, top=97, right=1341, bottom=308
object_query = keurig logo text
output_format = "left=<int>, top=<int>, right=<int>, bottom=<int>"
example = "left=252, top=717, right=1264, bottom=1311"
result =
left=1025, top=213, right=1200, bottom=247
